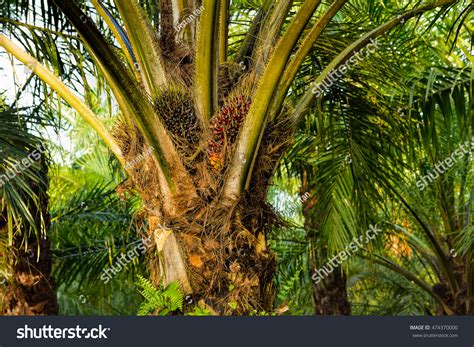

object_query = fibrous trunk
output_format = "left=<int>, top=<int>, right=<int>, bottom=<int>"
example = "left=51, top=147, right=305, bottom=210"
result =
left=144, top=195, right=278, bottom=315
left=310, top=269, right=351, bottom=315
left=1, top=231, right=58, bottom=315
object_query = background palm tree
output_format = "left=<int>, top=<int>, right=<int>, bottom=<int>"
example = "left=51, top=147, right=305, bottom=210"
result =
left=0, top=99, right=58, bottom=315
left=271, top=1, right=472, bottom=315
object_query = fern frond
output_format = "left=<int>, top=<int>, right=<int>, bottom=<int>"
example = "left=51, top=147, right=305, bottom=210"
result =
left=136, top=276, right=183, bottom=316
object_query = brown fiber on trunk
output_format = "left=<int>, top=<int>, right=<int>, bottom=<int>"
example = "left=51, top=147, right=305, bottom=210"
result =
left=141, top=179, right=280, bottom=315
left=1, top=232, right=58, bottom=315
left=159, top=0, right=177, bottom=51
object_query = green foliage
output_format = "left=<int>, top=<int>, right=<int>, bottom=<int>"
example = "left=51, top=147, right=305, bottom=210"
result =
left=270, top=0, right=472, bottom=315
left=349, top=261, right=435, bottom=315
left=42, top=92, right=146, bottom=315
left=50, top=180, right=145, bottom=315
left=136, top=276, right=183, bottom=316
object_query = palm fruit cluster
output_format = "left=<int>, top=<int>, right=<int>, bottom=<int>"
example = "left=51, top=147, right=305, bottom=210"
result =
left=155, top=88, right=201, bottom=146
left=208, top=95, right=252, bottom=171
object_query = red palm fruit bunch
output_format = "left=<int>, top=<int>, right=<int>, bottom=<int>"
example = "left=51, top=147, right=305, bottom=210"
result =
left=208, top=95, right=252, bottom=172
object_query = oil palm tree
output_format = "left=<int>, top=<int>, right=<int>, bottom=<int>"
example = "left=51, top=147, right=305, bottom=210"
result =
left=0, top=0, right=462, bottom=314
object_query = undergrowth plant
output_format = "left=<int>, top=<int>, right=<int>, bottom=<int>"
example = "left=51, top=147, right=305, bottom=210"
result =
left=136, top=275, right=183, bottom=316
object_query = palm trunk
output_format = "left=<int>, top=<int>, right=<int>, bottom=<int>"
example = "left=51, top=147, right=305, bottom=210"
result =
left=146, top=197, right=277, bottom=315
left=309, top=267, right=351, bottom=315
left=2, top=232, right=58, bottom=315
